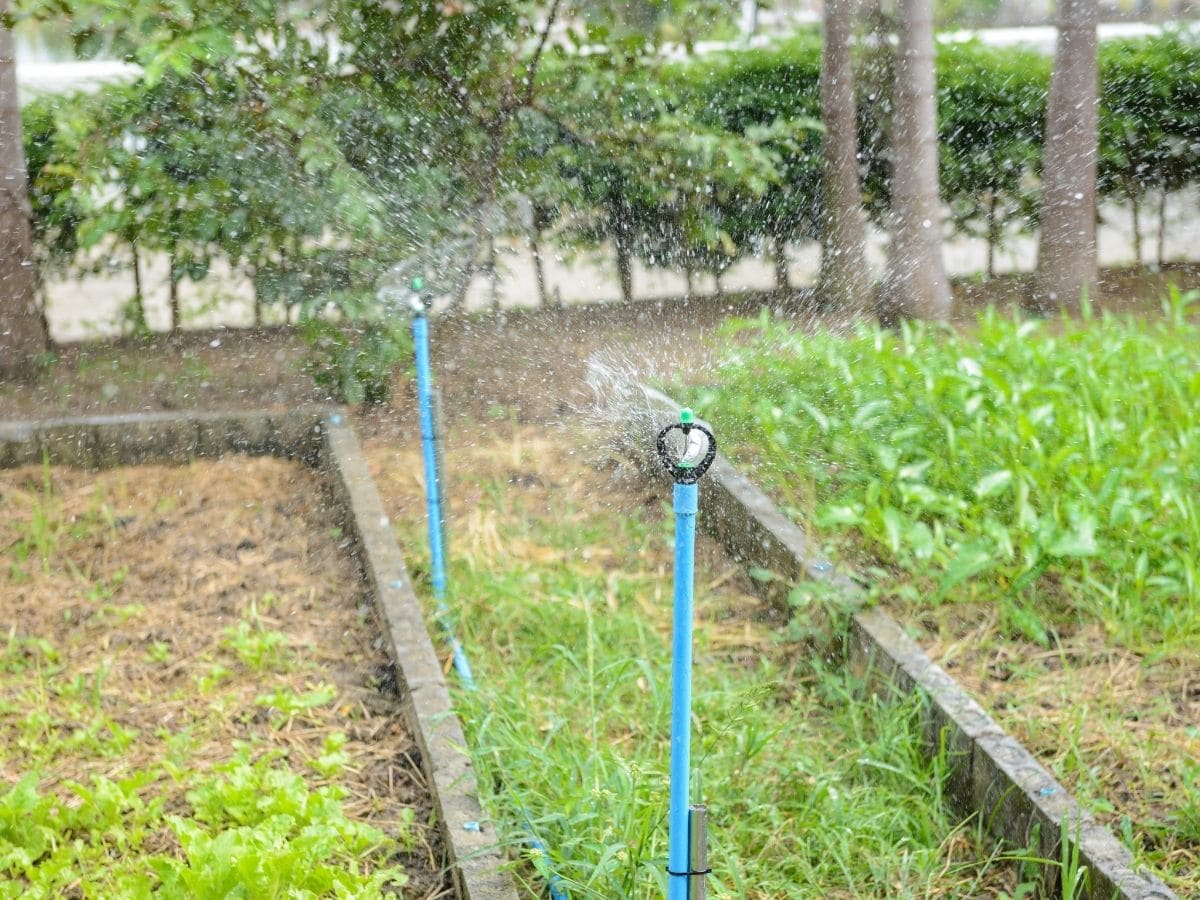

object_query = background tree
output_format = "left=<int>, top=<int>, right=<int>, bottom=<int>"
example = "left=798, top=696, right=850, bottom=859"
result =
left=817, top=0, right=871, bottom=311
left=1033, top=0, right=1098, bottom=312
left=938, top=41, right=1047, bottom=278
left=539, top=47, right=782, bottom=304
left=692, top=37, right=825, bottom=292
left=0, top=3, right=49, bottom=379
left=1096, top=35, right=1200, bottom=269
left=878, top=0, right=952, bottom=322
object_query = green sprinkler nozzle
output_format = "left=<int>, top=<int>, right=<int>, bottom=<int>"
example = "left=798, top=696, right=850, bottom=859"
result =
left=409, top=276, right=429, bottom=314
left=679, top=408, right=695, bottom=425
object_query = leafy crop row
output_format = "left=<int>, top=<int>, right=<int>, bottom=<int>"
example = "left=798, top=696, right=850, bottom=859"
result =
left=0, top=748, right=405, bottom=898
left=687, top=289, right=1200, bottom=653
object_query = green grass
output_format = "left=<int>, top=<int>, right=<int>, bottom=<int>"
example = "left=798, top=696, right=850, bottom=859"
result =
left=396, top=448, right=1049, bottom=898
left=683, top=290, right=1200, bottom=656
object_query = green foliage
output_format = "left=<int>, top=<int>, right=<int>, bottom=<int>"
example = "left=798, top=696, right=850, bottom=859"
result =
left=254, top=683, right=339, bottom=723
left=686, top=292, right=1200, bottom=654
left=0, top=754, right=407, bottom=898
left=530, top=39, right=797, bottom=295
left=936, top=42, right=1049, bottom=268
left=301, top=316, right=411, bottom=405
left=20, top=0, right=1200, bottom=328
left=22, top=94, right=85, bottom=281
left=5, top=462, right=60, bottom=579
left=683, top=35, right=826, bottom=258
left=1098, top=34, right=1200, bottom=255
left=220, top=618, right=291, bottom=672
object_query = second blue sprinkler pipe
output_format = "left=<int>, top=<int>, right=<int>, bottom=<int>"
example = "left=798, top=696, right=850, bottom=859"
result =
left=656, top=409, right=716, bottom=900
left=410, top=279, right=566, bottom=900
left=410, top=278, right=474, bottom=688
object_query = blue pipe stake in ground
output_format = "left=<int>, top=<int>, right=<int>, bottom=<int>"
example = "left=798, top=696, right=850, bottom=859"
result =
left=656, top=410, right=717, bottom=900
left=410, top=284, right=566, bottom=899
left=409, top=278, right=474, bottom=688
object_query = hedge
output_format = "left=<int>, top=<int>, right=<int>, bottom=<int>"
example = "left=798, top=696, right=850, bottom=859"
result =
left=27, top=31, right=1200, bottom=317
left=537, top=32, right=1200, bottom=283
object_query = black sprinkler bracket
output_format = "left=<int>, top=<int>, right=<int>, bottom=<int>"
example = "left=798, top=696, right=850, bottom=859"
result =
left=656, top=410, right=716, bottom=484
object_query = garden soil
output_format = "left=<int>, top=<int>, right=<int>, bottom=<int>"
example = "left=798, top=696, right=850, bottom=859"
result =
left=0, top=457, right=449, bottom=898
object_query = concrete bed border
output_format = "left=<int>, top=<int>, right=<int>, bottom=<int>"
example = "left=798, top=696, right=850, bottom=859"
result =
left=0, top=408, right=518, bottom=900
left=635, top=387, right=1175, bottom=900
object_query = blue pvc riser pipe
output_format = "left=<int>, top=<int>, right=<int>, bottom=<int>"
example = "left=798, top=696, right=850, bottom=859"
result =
left=668, top=480, right=698, bottom=900
left=411, top=288, right=563, bottom=898
left=411, top=309, right=474, bottom=688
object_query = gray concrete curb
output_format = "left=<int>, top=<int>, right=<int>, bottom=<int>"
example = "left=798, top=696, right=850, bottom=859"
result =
left=634, top=387, right=1175, bottom=900
left=320, top=417, right=518, bottom=900
left=0, top=409, right=518, bottom=900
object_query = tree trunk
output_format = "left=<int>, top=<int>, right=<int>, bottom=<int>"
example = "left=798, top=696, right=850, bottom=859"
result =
left=1156, top=188, right=1167, bottom=268
left=773, top=235, right=790, bottom=290
left=1032, top=0, right=1098, bottom=314
left=817, top=0, right=872, bottom=313
left=0, top=11, right=49, bottom=380
left=530, top=228, right=550, bottom=307
left=168, top=248, right=181, bottom=335
left=130, top=242, right=148, bottom=334
left=986, top=192, right=998, bottom=279
left=878, top=0, right=952, bottom=323
left=615, top=229, right=633, bottom=304
left=1130, top=191, right=1142, bottom=266
left=167, top=208, right=183, bottom=335
left=487, top=234, right=499, bottom=311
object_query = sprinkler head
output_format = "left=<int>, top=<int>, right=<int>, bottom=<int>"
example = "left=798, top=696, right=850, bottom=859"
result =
left=656, top=413, right=716, bottom=484
left=409, top=276, right=431, bottom=314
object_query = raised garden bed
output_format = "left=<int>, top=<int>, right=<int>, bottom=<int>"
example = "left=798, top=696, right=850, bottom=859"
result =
left=666, top=302, right=1197, bottom=896
left=0, top=410, right=518, bottom=900
left=367, top=423, right=1052, bottom=897
left=0, top=455, right=437, bottom=896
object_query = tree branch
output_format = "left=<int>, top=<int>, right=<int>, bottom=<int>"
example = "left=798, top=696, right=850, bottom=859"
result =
left=520, top=0, right=563, bottom=108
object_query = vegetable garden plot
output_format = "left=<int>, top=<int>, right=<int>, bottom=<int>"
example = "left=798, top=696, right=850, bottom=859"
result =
left=675, top=301, right=1200, bottom=894
left=367, top=425, right=1040, bottom=899
left=0, top=456, right=444, bottom=898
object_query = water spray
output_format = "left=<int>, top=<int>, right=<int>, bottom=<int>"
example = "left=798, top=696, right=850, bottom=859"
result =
left=409, top=277, right=473, bottom=687
left=656, top=408, right=717, bottom=900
